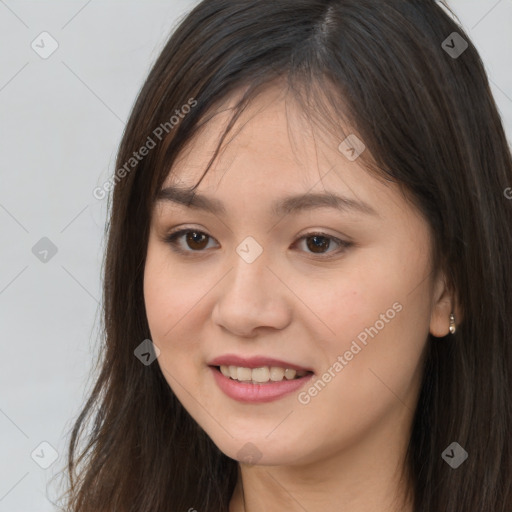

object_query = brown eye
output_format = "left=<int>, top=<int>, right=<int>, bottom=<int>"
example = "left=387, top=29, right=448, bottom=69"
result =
left=184, top=231, right=209, bottom=250
left=164, top=229, right=216, bottom=253
left=294, top=232, right=351, bottom=258
left=305, top=235, right=331, bottom=254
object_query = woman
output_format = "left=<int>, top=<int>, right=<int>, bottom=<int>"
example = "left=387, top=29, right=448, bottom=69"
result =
left=57, top=1, right=512, bottom=510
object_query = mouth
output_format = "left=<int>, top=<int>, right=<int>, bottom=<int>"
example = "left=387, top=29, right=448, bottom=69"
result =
left=207, top=354, right=315, bottom=402
left=209, top=365, right=315, bottom=403
left=209, top=365, right=314, bottom=385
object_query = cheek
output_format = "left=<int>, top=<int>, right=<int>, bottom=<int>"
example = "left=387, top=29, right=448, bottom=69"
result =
left=296, top=257, right=402, bottom=342
left=143, top=264, right=198, bottom=398
left=144, top=242, right=206, bottom=341
left=143, top=246, right=202, bottom=373
left=318, top=238, right=433, bottom=337
left=300, top=250, right=430, bottom=399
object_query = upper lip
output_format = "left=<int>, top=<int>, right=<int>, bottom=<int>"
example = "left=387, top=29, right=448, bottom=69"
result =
left=208, top=354, right=314, bottom=373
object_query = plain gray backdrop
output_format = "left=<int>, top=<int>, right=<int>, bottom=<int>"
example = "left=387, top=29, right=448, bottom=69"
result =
left=1, top=1, right=511, bottom=510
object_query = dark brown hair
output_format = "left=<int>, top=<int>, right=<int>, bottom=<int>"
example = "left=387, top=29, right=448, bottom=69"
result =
left=53, top=1, right=512, bottom=510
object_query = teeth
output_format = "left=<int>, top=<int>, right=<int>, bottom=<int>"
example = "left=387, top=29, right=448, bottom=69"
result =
left=252, top=367, right=270, bottom=383
left=269, top=367, right=285, bottom=381
left=237, top=367, right=252, bottom=381
left=284, top=368, right=297, bottom=380
left=219, top=365, right=308, bottom=383
left=229, top=365, right=238, bottom=379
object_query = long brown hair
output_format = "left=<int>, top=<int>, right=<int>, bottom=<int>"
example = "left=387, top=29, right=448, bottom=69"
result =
left=53, top=1, right=512, bottom=510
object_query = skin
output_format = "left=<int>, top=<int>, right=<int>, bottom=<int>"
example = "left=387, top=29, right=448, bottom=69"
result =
left=143, top=83, right=461, bottom=512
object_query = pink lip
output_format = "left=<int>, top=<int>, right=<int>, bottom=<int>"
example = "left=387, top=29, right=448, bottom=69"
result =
left=210, top=366, right=314, bottom=403
left=208, top=354, right=314, bottom=372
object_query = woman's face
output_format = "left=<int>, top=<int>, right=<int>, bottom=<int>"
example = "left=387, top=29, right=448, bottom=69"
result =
left=144, top=85, right=451, bottom=467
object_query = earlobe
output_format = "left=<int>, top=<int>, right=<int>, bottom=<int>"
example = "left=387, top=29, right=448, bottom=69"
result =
left=430, top=308, right=458, bottom=337
left=429, top=271, right=460, bottom=338
left=429, top=301, right=453, bottom=337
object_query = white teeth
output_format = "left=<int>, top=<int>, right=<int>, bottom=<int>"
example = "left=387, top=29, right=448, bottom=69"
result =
left=284, top=368, right=297, bottom=380
left=252, top=367, right=270, bottom=383
left=269, top=367, right=284, bottom=381
left=237, top=367, right=252, bottom=381
left=218, top=365, right=308, bottom=383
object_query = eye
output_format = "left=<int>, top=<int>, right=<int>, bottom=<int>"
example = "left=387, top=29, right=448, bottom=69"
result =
left=293, top=232, right=352, bottom=257
left=163, top=229, right=218, bottom=253
left=163, top=228, right=352, bottom=258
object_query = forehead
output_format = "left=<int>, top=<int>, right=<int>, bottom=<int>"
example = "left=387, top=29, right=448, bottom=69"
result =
left=159, top=84, right=402, bottom=219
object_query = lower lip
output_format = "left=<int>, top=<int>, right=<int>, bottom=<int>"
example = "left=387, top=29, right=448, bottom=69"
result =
left=210, top=366, right=314, bottom=403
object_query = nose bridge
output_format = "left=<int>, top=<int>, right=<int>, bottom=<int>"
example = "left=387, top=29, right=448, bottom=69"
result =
left=212, top=236, right=291, bottom=334
left=228, top=236, right=270, bottom=299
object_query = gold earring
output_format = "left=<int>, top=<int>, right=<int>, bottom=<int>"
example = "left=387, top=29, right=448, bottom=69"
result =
left=449, top=312, right=456, bottom=334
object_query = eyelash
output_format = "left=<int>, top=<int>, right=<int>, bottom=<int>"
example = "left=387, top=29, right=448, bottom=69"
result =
left=163, top=228, right=353, bottom=259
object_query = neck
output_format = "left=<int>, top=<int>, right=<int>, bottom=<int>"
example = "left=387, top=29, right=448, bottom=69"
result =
left=229, top=411, right=415, bottom=512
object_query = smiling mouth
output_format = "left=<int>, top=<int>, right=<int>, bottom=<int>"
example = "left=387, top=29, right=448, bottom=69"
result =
left=211, top=365, right=314, bottom=384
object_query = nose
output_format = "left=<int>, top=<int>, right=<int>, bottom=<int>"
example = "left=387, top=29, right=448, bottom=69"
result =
left=211, top=249, right=292, bottom=337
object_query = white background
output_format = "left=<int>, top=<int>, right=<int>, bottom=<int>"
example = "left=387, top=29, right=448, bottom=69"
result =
left=0, top=1, right=511, bottom=510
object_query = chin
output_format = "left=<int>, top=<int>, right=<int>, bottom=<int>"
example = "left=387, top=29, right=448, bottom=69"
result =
left=207, top=435, right=307, bottom=467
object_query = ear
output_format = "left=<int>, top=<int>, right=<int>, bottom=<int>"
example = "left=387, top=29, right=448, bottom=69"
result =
left=429, top=269, right=462, bottom=337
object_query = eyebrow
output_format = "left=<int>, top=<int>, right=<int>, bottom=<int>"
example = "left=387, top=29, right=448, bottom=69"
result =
left=156, top=185, right=379, bottom=217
